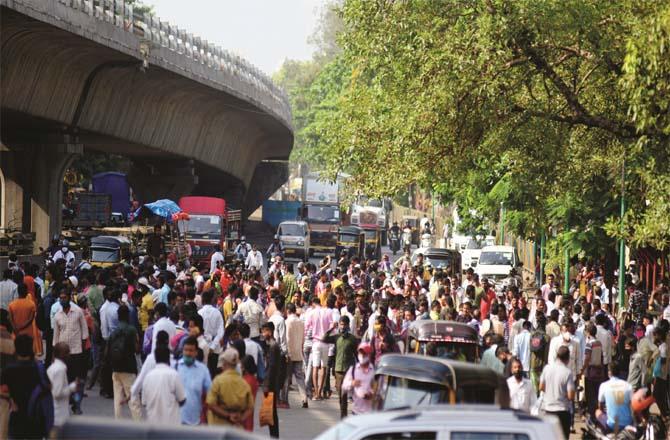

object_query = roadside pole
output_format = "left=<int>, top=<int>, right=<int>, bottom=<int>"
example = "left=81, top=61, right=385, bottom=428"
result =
left=564, top=246, right=569, bottom=295
left=539, top=233, right=546, bottom=287
left=618, top=160, right=626, bottom=311
left=499, top=202, right=505, bottom=245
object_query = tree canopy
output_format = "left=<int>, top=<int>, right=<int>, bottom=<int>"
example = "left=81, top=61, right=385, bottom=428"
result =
left=278, top=0, right=670, bottom=253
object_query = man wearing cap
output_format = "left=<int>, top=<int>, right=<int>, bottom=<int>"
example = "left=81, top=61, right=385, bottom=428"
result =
left=207, top=347, right=253, bottom=428
left=342, top=342, right=375, bottom=415
left=53, top=240, right=76, bottom=269
left=245, top=244, right=264, bottom=270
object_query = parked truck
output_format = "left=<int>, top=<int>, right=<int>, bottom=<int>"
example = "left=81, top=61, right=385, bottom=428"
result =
left=178, top=196, right=241, bottom=269
left=301, top=174, right=341, bottom=256
left=350, top=198, right=391, bottom=245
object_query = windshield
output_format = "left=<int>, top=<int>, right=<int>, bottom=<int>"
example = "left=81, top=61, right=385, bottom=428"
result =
left=419, top=341, right=478, bottom=363
left=306, top=205, right=340, bottom=223
left=466, top=239, right=483, bottom=249
left=379, top=376, right=447, bottom=410
left=479, top=251, right=513, bottom=266
left=339, top=234, right=359, bottom=244
left=91, top=249, right=119, bottom=263
left=364, top=230, right=377, bottom=240
left=279, top=224, right=305, bottom=236
left=181, top=215, right=221, bottom=237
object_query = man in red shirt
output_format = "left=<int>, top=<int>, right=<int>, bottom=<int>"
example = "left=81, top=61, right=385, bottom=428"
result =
left=479, top=278, right=497, bottom=320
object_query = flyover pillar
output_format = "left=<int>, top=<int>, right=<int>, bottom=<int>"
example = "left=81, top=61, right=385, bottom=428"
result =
left=0, top=143, right=80, bottom=251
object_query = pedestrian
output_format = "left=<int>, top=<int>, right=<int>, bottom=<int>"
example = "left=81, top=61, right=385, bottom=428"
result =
left=141, top=345, right=186, bottom=424
left=597, top=361, right=634, bottom=432
left=234, top=286, right=265, bottom=341
left=52, top=288, right=88, bottom=415
left=651, top=326, right=669, bottom=419
left=322, top=315, right=359, bottom=418
left=206, top=348, right=253, bottom=428
left=507, top=357, right=536, bottom=413
left=146, top=225, right=165, bottom=260
left=108, top=305, right=141, bottom=420
left=99, top=286, right=121, bottom=398
left=198, top=289, right=224, bottom=378
left=47, top=342, right=78, bottom=427
left=241, top=355, right=259, bottom=432
left=151, top=302, right=176, bottom=354
left=512, top=320, right=532, bottom=377
left=1, top=334, right=52, bottom=439
left=284, top=302, right=308, bottom=408
left=176, top=336, right=212, bottom=425
left=341, top=342, right=375, bottom=415
left=306, top=295, right=334, bottom=400
left=268, top=295, right=289, bottom=407
left=261, top=321, right=280, bottom=438
left=240, top=322, right=266, bottom=382
left=539, top=346, right=575, bottom=439
left=582, top=322, right=605, bottom=417
left=8, top=283, right=42, bottom=356
left=529, top=314, right=550, bottom=393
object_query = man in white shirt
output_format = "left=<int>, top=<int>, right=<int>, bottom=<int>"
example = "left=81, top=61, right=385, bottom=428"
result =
left=548, top=322, right=582, bottom=378
left=513, top=320, right=532, bottom=376
left=234, top=286, right=265, bottom=339
left=245, top=244, right=263, bottom=269
left=198, top=289, right=224, bottom=377
left=47, top=343, right=78, bottom=426
left=151, top=303, right=176, bottom=354
left=141, top=346, right=186, bottom=425
left=209, top=245, right=225, bottom=274
left=595, top=314, right=613, bottom=366
left=0, top=269, right=18, bottom=310
left=507, top=358, right=536, bottom=413
left=52, top=240, right=76, bottom=268
left=269, top=296, right=287, bottom=355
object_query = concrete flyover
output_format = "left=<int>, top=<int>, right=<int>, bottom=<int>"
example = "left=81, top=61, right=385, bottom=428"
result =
left=0, top=0, right=293, bottom=250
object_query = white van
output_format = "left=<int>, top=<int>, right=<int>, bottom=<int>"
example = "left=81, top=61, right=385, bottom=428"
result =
left=475, top=245, right=520, bottom=286
left=277, top=221, right=309, bottom=262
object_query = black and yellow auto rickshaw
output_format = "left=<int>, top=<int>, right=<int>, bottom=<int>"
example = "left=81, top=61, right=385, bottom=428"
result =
left=404, top=320, right=480, bottom=363
left=372, top=354, right=509, bottom=411
left=90, top=235, right=131, bottom=267
left=363, top=227, right=382, bottom=260
left=335, top=226, right=365, bottom=259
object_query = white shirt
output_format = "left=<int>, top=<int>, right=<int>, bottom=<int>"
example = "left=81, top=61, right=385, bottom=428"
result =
left=47, top=358, right=77, bottom=426
left=141, top=363, right=186, bottom=425
left=269, top=311, right=287, bottom=355
left=596, top=325, right=613, bottom=365
left=245, top=250, right=263, bottom=269
left=235, top=298, right=265, bottom=338
left=151, top=317, right=177, bottom=353
left=0, top=279, right=18, bottom=310
left=507, top=376, right=537, bottom=413
left=548, top=335, right=582, bottom=376
left=53, top=250, right=76, bottom=268
left=210, top=252, right=225, bottom=272
left=664, top=306, right=670, bottom=323
left=513, top=329, right=532, bottom=371
left=198, top=304, right=224, bottom=354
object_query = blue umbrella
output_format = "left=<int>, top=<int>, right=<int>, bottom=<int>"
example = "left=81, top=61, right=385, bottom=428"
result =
left=133, top=199, right=182, bottom=222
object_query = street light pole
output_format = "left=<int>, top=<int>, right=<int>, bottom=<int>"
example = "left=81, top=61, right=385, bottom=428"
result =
left=500, top=202, right=505, bottom=245
left=540, top=232, right=546, bottom=286
left=618, top=159, right=626, bottom=309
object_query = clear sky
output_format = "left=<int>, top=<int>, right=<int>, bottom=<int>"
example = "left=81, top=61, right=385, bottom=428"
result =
left=151, top=0, right=323, bottom=74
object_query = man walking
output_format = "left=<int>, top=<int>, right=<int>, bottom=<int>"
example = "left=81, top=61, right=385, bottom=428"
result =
left=207, top=348, right=253, bottom=428
left=108, top=305, right=141, bottom=420
left=141, top=345, right=186, bottom=424
left=262, top=322, right=281, bottom=438
left=306, top=296, right=334, bottom=400
left=53, top=288, right=89, bottom=414
left=284, top=303, right=308, bottom=408
left=322, top=315, right=359, bottom=418
left=198, top=290, right=224, bottom=378
left=539, top=346, right=575, bottom=439
left=177, top=336, right=212, bottom=425
left=507, top=358, right=536, bottom=413
left=47, top=342, right=78, bottom=427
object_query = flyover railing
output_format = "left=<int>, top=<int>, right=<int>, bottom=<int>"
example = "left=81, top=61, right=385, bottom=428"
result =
left=54, top=0, right=292, bottom=126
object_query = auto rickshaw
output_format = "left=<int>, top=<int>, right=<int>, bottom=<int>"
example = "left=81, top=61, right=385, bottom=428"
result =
left=404, top=320, right=480, bottom=363
left=372, top=354, right=509, bottom=411
left=90, top=235, right=131, bottom=267
left=335, top=226, right=365, bottom=259
left=402, top=215, right=419, bottom=245
left=363, top=227, right=382, bottom=260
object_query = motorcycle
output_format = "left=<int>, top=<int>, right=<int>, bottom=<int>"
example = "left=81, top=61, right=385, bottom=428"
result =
left=389, top=229, right=400, bottom=255
left=402, top=229, right=412, bottom=253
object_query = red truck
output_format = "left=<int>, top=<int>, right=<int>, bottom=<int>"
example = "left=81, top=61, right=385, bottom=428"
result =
left=178, top=196, right=241, bottom=268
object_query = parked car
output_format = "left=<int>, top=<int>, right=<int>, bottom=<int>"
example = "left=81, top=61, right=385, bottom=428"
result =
left=315, top=405, right=563, bottom=440
left=475, top=245, right=520, bottom=288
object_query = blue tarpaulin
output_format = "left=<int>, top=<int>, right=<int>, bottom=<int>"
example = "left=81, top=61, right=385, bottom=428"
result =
left=133, top=199, right=182, bottom=222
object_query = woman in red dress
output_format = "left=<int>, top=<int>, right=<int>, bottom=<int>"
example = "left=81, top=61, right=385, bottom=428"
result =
left=241, top=355, right=259, bottom=432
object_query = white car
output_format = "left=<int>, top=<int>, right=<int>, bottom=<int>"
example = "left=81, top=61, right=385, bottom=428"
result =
left=476, top=245, right=520, bottom=287
left=316, top=405, right=562, bottom=440
left=277, top=221, right=309, bottom=262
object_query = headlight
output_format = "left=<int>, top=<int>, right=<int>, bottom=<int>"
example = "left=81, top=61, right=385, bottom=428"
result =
left=297, top=240, right=304, bottom=246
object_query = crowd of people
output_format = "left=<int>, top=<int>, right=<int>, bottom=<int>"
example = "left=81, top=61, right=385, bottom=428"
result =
left=0, top=237, right=669, bottom=439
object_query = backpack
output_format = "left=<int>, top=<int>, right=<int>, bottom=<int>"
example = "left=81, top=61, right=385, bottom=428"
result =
left=108, top=328, right=128, bottom=369
left=530, top=331, right=547, bottom=353
left=27, top=361, right=54, bottom=436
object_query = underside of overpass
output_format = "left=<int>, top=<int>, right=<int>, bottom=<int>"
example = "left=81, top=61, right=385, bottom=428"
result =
left=0, top=2, right=293, bottom=250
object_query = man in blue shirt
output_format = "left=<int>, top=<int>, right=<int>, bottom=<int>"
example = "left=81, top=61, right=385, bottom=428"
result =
left=597, top=360, right=634, bottom=431
left=176, top=336, right=212, bottom=425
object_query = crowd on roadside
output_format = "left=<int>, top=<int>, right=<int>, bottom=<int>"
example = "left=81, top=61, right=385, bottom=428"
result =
left=1, top=237, right=669, bottom=440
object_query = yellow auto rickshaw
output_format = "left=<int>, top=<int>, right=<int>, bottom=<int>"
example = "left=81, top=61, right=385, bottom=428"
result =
left=335, top=226, right=365, bottom=259
left=90, top=235, right=131, bottom=267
